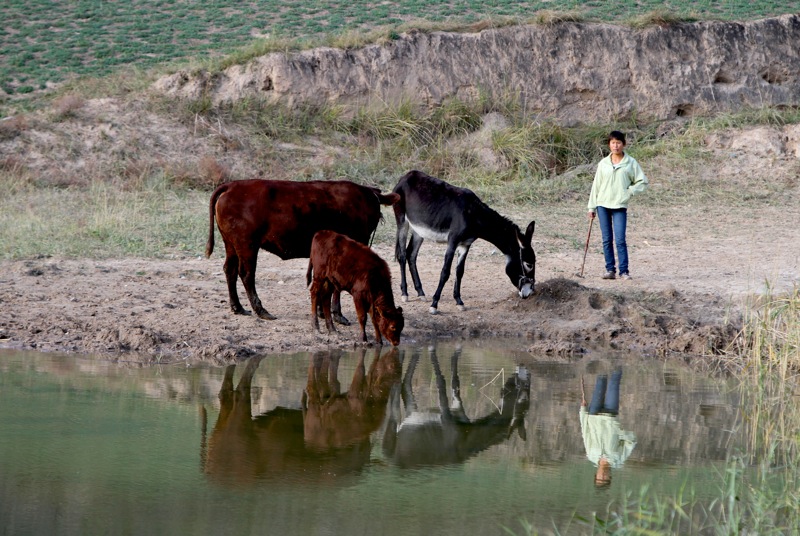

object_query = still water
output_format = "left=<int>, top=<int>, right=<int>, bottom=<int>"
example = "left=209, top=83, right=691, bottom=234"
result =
left=0, top=343, right=742, bottom=535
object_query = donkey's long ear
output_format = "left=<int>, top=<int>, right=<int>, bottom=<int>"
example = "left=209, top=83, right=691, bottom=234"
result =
left=525, top=221, right=535, bottom=242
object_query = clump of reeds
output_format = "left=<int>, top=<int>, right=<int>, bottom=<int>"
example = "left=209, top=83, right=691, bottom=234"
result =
left=737, top=285, right=800, bottom=462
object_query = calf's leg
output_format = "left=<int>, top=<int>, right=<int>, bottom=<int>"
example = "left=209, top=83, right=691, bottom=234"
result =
left=354, top=295, right=370, bottom=344
left=309, top=279, right=322, bottom=332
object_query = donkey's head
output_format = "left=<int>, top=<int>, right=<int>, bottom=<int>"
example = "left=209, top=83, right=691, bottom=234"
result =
left=501, top=365, right=531, bottom=440
left=507, top=220, right=536, bottom=298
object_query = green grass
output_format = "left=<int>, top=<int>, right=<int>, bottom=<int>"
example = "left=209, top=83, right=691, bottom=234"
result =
left=1, top=1, right=797, bottom=96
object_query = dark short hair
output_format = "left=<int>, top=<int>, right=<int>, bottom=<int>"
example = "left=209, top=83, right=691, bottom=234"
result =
left=608, top=130, right=626, bottom=144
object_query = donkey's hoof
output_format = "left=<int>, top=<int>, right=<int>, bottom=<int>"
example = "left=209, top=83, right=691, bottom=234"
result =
left=428, top=307, right=439, bottom=315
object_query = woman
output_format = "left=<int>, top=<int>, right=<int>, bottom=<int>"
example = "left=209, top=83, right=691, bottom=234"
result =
left=587, top=131, right=649, bottom=280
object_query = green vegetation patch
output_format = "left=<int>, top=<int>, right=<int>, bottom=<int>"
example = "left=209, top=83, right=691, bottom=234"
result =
left=1, top=0, right=796, bottom=95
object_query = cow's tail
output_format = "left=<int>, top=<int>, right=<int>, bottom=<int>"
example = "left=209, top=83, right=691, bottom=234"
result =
left=205, top=184, right=227, bottom=258
left=377, top=191, right=401, bottom=206
left=306, top=259, right=314, bottom=287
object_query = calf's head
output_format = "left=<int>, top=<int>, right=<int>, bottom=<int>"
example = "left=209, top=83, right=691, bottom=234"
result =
left=376, top=306, right=404, bottom=346
left=506, top=220, right=536, bottom=298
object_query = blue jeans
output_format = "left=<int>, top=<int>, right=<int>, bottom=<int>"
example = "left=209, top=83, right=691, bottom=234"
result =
left=596, top=206, right=628, bottom=275
left=588, top=369, right=622, bottom=416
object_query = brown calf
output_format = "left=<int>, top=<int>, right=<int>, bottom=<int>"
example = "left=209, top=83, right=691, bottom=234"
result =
left=308, top=230, right=404, bottom=346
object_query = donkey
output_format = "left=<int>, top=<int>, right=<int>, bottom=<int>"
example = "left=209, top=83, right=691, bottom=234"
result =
left=382, top=345, right=530, bottom=468
left=393, top=170, right=536, bottom=314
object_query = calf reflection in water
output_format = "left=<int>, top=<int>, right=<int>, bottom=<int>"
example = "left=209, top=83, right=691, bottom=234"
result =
left=200, top=348, right=401, bottom=487
left=383, top=346, right=531, bottom=467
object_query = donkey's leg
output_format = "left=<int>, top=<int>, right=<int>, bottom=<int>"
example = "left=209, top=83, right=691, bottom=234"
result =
left=395, top=219, right=411, bottom=302
left=429, top=243, right=457, bottom=314
left=452, top=244, right=471, bottom=311
left=406, top=232, right=427, bottom=300
left=238, top=247, right=276, bottom=320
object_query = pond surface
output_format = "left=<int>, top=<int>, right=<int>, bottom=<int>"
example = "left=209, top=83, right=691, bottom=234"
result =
left=0, top=343, right=743, bottom=535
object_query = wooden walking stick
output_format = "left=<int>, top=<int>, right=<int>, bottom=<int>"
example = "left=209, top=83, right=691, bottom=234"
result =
left=578, top=216, right=595, bottom=278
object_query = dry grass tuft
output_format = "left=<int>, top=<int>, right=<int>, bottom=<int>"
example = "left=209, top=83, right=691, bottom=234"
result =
left=529, top=10, right=586, bottom=25
left=0, top=114, right=29, bottom=139
left=197, top=156, right=230, bottom=188
left=52, top=95, right=87, bottom=120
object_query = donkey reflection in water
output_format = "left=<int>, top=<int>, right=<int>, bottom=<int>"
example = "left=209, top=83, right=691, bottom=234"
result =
left=200, top=348, right=401, bottom=487
left=393, top=170, right=536, bottom=314
left=382, top=346, right=531, bottom=468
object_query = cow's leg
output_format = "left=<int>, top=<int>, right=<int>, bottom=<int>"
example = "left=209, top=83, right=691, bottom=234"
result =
left=429, top=243, right=457, bottom=314
left=238, top=248, right=276, bottom=320
left=406, top=232, right=427, bottom=300
left=331, top=290, right=350, bottom=326
left=452, top=244, right=471, bottom=311
left=223, top=249, right=247, bottom=315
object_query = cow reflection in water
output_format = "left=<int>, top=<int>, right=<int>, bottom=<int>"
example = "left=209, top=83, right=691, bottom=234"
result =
left=383, top=346, right=531, bottom=467
left=201, top=348, right=401, bottom=486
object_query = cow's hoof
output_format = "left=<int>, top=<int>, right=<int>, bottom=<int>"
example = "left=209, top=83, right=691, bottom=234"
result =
left=401, top=295, right=409, bottom=303
left=256, top=310, right=277, bottom=320
left=232, top=307, right=250, bottom=316
left=457, top=305, right=466, bottom=312
left=418, top=294, right=429, bottom=302
left=428, top=307, right=439, bottom=315
left=333, top=313, right=350, bottom=326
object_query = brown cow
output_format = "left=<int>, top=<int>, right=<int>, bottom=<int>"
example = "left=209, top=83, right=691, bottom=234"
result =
left=308, top=230, right=404, bottom=346
left=206, top=179, right=400, bottom=322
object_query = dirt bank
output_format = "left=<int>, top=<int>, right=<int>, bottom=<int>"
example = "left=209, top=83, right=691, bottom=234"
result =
left=2, top=195, right=797, bottom=366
